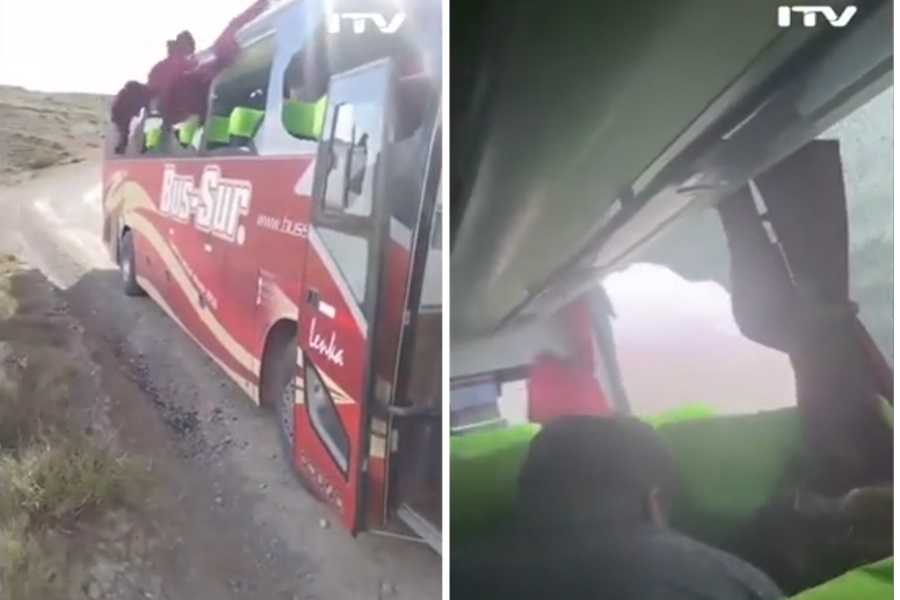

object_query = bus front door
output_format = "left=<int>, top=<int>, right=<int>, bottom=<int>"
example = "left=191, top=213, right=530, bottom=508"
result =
left=294, top=59, right=396, bottom=533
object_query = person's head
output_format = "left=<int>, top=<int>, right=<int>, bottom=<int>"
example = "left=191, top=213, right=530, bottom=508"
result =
left=172, top=30, right=196, bottom=56
left=517, top=415, right=679, bottom=528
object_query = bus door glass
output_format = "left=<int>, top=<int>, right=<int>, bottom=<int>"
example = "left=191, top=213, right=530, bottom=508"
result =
left=384, top=141, right=443, bottom=551
left=294, top=59, right=396, bottom=532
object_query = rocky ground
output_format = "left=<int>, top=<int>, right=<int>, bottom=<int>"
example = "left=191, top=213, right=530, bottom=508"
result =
left=0, top=254, right=158, bottom=599
left=0, top=86, right=439, bottom=600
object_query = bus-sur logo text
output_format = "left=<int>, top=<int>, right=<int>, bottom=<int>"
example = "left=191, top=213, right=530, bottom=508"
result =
left=160, top=165, right=253, bottom=245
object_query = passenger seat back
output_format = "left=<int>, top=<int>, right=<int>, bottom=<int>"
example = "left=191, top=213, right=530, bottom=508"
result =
left=206, top=115, right=231, bottom=149
left=229, top=107, right=265, bottom=149
left=282, top=97, right=327, bottom=141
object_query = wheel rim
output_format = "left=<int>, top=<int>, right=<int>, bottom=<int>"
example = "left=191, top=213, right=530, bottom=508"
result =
left=280, top=379, right=295, bottom=446
left=120, top=242, right=131, bottom=282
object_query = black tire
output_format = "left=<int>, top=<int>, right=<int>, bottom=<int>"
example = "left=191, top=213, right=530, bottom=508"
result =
left=261, top=330, right=320, bottom=498
left=119, top=230, right=145, bottom=297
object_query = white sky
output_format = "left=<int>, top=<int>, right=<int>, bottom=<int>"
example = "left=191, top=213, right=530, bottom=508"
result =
left=0, top=0, right=252, bottom=93
left=605, top=264, right=738, bottom=334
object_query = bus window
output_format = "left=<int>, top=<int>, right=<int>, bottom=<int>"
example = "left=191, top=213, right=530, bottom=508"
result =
left=304, top=361, right=351, bottom=474
left=323, top=103, right=367, bottom=214
left=280, top=9, right=427, bottom=143
left=420, top=178, right=442, bottom=310
left=450, top=380, right=505, bottom=434
left=316, top=93, right=383, bottom=306
left=281, top=29, right=330, bottom=142
left=818, top=86, right=893, bottom=366
left=431, top=202, right=442, bottom=250
left=395, top=75, right=431, bottom=141
left=203, top=35, right=275, bottom=153
left=604, top=85, right=894, bottom=418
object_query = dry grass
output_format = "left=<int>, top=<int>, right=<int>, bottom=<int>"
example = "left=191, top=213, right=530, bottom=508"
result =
left=0, top=255, right=19, bottom=320
left=0, top=86, right=108, bottom=185
left=0, top=519, right=65, bottom=599
left=0, top=257, right=149, bottom=599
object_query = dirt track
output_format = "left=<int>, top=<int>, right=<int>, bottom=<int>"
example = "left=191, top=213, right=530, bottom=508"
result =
left=0, top=160, right=439, bottom=598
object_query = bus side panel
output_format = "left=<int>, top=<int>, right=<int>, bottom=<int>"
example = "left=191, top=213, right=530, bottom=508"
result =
left=102, top=159, right=183, bottom=301
left=204, top=157, right=315, bottom=397
left=135, top=233, right=260, bottom=388
left=292, top=235, right=370, bottom=524
left=101, top=158, right=266, bottom=395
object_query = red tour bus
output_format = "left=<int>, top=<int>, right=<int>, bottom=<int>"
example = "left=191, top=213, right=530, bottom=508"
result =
left=102, top=0, right=443, bottom=552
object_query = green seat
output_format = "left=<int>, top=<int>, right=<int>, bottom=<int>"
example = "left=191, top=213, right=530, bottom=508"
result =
left=449, top=405, right=805, bottom=547
left=144, top=119, right=162, bottom=150
left=282, top=97, right=327, bottom=140
left=450, top=406, right=892, bottom=599
left=228, top=106, right=265, bottom=144
left=450, top=422, right=539, bottom=542
left=206, top=115, right=231, bottom=146
left=174, top=116, right=200, bottom=147
left=790, top=558, right=892, bottom=600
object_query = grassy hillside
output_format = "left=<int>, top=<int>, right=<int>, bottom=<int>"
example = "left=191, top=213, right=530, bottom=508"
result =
left=0, top=86, right=108, bottom=185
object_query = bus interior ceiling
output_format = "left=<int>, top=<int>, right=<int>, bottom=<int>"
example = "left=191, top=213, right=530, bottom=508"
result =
left=448, top=0, right=890, bottom=341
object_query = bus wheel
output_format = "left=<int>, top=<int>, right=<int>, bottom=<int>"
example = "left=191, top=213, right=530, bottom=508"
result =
left=261, top=330, right=298, bottom=445
left=275, top=348, right=296, bottom=450
left=119, top=230, right=145, bottom=297
left=261, top=332, right=319, bottom=496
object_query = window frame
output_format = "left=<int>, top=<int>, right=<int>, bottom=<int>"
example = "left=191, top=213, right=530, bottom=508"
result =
left=303, top=359, right=352, bottom=476
left=321, top=102, right=357, bottom=214
left=197, top=33, right=277, bottom=156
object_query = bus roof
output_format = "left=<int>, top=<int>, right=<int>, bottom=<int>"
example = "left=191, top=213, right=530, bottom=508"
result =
left=193, top=0, right=441, bottom=85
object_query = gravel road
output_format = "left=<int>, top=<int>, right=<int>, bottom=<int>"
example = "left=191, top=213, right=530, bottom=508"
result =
left=0, top=160, right=439, bottom=600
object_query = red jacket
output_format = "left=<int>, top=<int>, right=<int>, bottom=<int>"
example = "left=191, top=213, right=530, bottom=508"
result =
left=526, top=354, right=610, bottom=424
left=526, top=297, right=612, bottom=424
left=146, top=54, right=195, bottom=102
left=162, top=0, right=269, bottom=125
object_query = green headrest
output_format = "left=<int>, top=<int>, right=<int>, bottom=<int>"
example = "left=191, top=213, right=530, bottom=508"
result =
left=175, top=116, right=200, bottom=146
left=142, top=117, right=162, bottom=150
left=282, top=97, right=327, bottom=139
left=144, top=127, right=161, bottom=149
left=207, top=115, right=230, bottom=144
left=229, top=107, right=264, bottom=139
